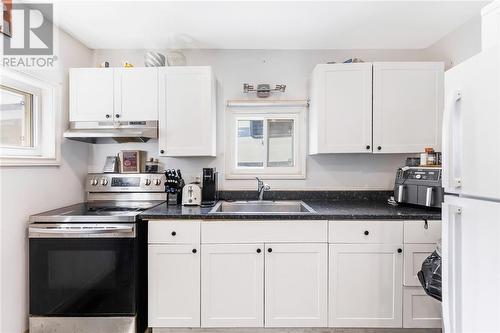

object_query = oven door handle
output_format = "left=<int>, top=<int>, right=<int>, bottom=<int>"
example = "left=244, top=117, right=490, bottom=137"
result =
left=29, top=225, right=135, bottom=238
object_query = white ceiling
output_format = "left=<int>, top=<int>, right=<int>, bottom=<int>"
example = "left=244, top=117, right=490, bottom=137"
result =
left=52, top=1, right=489, bottom=50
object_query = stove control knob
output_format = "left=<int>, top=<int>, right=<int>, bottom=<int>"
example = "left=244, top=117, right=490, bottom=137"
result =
left=145, top=179, right=152, bottom=186
left=91, top=178, right=98, bottom=186
left=154, top=179, right=162, bottom=186
left=100, top=178, right=108, bottom=186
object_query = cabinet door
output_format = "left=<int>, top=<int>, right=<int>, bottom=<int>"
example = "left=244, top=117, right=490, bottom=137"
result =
left=329, top=244, right=403, bottom=328
left=403, top=287, right=442, bottom=328
left=404, top=243, right=436, bottom=286
left=265, top=243, right=327, bottom=327
left=114, top=68, right=158, bottom=121
left=69, top=68, right=114, bottom=121
left=159, top=66, right=216, bottom=156
left=201, top=244, right=264, bottom=327
left=373, top=62, right=444, bottom=153
left=309, top=63, right=373, bottom=154
left=148, top=244, right=200, bottom=327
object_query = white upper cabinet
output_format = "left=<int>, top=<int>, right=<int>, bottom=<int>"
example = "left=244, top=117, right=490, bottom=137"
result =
left=309, top=63, right=373, bottom=154
left=372, top=62, right=444, bottom=153
left=114, top=67, right=158, bottom=121
left=309, top=62, right=444, bottom=154
left=70, top=68, right=114, bottom=121
left=159, top=66, right=216, bottom=157
left=70, top=67, right=159, bottom=122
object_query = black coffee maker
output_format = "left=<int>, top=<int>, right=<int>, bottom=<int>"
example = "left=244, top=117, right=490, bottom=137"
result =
left=201, top=168, right=218, bottom=206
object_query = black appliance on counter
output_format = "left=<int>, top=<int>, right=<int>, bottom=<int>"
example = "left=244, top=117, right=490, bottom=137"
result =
left=201, top=167, right=218, bottom=206
left=28, top=173, right=166, bottom=333
left=394, top=166, right=443, bottom=208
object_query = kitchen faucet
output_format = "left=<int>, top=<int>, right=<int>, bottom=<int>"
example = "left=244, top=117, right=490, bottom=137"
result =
left=256, top=177, right=271, bottom=200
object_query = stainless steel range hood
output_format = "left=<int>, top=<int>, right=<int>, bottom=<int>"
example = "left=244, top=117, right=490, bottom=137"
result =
left=63, top=121, right=158, bottom=144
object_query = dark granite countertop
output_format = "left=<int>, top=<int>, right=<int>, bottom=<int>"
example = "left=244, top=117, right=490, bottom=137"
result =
left=139, top=199, right=441, bottom=221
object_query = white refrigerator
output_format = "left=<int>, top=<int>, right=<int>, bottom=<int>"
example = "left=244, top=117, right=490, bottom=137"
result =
left=442, top=45, right=500, bottom=333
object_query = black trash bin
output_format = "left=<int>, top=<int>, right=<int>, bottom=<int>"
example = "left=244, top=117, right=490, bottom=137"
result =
left=417, top=239, right=442, bottom=302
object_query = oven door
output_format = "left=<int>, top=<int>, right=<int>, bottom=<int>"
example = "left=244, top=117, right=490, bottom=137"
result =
left=29, top=224, right=137, bottom=316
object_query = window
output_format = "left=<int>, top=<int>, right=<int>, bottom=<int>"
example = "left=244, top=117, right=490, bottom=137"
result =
left=0, top=68, right=61, bottom=166
left=1, top=85, right=33, bottom=148
left=226, top=105, right=306, bottom=179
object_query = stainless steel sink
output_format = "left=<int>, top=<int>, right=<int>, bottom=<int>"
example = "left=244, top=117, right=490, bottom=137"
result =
left=208, top=200, right=317, bottom=215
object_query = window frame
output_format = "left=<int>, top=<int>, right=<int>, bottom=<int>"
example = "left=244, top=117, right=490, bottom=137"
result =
left=225, top=106, right=306, bottom=179
left=0, top=68, right=61, bottom=166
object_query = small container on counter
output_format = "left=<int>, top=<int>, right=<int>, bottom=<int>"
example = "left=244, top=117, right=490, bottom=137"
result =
left=420, top=148, right=437, bottom=166
left=420, top=153, right=428, bottom=166
left=145, top=158, right=160, bottom=173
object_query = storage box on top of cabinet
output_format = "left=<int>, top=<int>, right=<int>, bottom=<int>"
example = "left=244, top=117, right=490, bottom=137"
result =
left=309, top=62, right=444, bottom=154
left=158, top=66, right=217, bottom=157
left=69, top=67, right=159, bottom=122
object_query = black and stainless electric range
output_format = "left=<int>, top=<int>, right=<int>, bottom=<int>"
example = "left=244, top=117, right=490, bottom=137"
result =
left=28, top=173, right=166, bottom=333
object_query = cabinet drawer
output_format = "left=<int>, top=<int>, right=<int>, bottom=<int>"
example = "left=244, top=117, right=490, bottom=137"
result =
left=403, top=287, right=442, bottom=328
left=148, top=220, right=201, bottom=244
left=329, top=220, right=403, bottom=244
left=202, top=220, right=328, bottom=243
left=404, top=244, right=436, bottom=286
left=404, top=220, right=441, bottom=244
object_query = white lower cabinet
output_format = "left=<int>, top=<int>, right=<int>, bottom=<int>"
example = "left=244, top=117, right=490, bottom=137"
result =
left=403, top=287, right=442, bottom=328
left=404, top=243, right=437, bottom=286
left=329, top=243, right=403, bottom=328
left=147, top=219, right=441, bottom=330
left=201, top=244, right=264, bottom=327
left=148, top=244, right=200, bottom=327
left=265, top=243, right=328, bottom=327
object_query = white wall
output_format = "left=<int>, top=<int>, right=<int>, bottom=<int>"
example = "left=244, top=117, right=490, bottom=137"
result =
left=91, top=49, right=431, bottom=190
left=425, top=15, right=482, bottom=69
left=0, top=29, right=93, bottom=333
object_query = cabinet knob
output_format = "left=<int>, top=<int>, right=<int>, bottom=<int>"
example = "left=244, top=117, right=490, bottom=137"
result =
left=366, top=145, right=371, bottom=150
left=192, top=249, right=197, bottom=254
left=377, top=146, right=382, bottom=151
left=267, top=248, right=272, bottom=253
left=160, top=149, right=165, bottom=154
left=171, top=231, right=176, bottom=236
left=115, top=114, right=120, bottom=118
left=364, top=230, right=369, bottom=236
left=105, top=114, right=110, bottom=119
left=397, top=248, right=403, bottom=253
left=256, top=248, right=261, bottom=253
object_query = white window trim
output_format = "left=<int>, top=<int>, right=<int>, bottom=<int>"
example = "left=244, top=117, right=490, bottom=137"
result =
left=0, top=68, right=61, bottom=166
left=225, top=105, right=307, bottom=179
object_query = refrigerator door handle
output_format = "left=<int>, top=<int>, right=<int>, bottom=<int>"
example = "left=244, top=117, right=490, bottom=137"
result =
left=442, top=90, right=463, bottom=191
left=442, top=203, right=462, bottom=333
